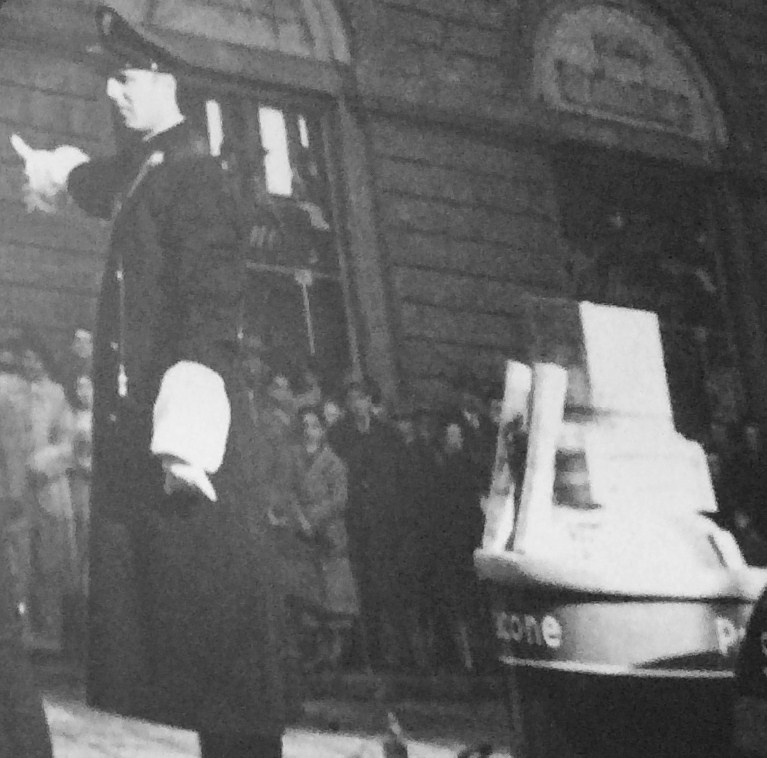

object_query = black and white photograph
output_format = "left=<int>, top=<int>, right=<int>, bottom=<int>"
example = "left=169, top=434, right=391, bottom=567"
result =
left=0, top=1, right=766, bottom=756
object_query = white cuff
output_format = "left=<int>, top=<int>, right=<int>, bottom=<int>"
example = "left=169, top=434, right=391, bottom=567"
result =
left=151, top=361, right=231, bottom=473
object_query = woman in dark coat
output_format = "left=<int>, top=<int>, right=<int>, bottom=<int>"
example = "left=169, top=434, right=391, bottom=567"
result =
left=14, top=9, right=301, bottom=756
left=290, top=407, right=358, bottom=669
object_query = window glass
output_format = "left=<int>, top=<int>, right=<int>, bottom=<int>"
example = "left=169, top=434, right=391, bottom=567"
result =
left=181, top=87, right=355, bottom=393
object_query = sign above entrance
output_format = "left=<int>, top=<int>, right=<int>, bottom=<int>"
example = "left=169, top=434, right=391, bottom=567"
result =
left=532, top=5, right=726, bottom=146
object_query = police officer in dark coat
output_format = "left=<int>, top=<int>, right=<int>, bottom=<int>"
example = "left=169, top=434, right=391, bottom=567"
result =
left=14, top=7, right=300, bottom=757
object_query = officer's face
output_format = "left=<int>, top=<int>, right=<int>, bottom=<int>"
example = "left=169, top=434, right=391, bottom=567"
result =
left=106, top=69, right=172, bottom=134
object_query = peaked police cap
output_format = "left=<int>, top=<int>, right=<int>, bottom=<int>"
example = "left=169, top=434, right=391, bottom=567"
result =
left=86, top=5, right=177, bottom=76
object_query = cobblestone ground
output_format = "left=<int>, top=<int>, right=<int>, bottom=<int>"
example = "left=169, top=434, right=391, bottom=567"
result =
left=44, top=693, right=513, bottom=758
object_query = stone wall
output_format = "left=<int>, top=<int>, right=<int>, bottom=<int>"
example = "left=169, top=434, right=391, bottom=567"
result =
left=1, top=0, right=767, bottom=393
left=0, top=0, right=110, bottom=359
left=369, top=116, right=573, bottom=399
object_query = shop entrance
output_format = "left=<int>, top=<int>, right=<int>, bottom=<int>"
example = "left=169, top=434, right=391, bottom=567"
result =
left=551, top=145, right=743, bottom=442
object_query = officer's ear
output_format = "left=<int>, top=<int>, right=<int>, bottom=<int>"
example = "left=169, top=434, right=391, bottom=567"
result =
left=154, top=71, right=178, bottom=101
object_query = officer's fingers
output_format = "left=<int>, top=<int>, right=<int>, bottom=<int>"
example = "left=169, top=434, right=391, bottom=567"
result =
left=10, top=134, right=33, bottom=162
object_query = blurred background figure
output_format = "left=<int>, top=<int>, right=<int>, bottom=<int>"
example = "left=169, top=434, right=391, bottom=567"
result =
left=330, top=380, right=412, bottom=670
left=69, top=328, right=93, bottom=379
left=293, top=359, right=323, bottom=413
left=391, top=403, right=436, bottom=670
left=453, top=374, right=497, bottom=498
left=432, top=419, right=487, bottom=672
left=18, top=327, right=75, bottom=652
left=322, top=395, right=345, bottom=437
left=67, top=372, right=93, bottom=660
left=291, top=407, right=358, bottom=671
left=0, top=332, right=34, bottom=643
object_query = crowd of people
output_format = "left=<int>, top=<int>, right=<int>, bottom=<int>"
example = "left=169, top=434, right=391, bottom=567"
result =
left=705, top=418, right=767, bottom=565
left=242, top=334, right=501, bottom=675
left=0, top=318, right=501, bottom=676
left=0, top=324, right=93, bottom=659
left=9, top=318, right=767, bottom=682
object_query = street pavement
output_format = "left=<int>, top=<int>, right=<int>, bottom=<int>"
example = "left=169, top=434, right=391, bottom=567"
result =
left=41, top=665, right=513, bottom=758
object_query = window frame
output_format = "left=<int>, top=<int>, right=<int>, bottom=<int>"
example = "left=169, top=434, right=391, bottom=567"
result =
left=178, top=69, right=362, bottom=381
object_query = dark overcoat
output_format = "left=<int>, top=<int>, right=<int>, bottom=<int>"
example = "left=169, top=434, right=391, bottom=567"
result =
left=68, top=122, right=301, bottom=736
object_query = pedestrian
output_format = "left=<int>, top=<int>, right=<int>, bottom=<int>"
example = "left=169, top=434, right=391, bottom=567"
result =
left=0, top=333, right=54, bottom=757
left=331, top=380, right=413, bottom=670
left=0, top=333, right=34, bottom=643
left=18, top=328, right=76, bottom=652
left=13, top=7, right=300, bottom=756
left=453, top=374, right=497, bottom=496
left=0, top=483, right=54, bottom=758
left=291, top=406, right=358, bottom=671
left=67, top=372, right=93, bottom=661
left=432, top=420, right=486, bottom=671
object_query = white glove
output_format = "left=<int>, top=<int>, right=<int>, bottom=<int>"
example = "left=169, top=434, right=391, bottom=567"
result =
left=10, top=133, right=89, bottom=213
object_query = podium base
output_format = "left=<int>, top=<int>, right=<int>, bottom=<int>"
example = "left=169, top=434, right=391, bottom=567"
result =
left=504, top=665, right=734, bottom=758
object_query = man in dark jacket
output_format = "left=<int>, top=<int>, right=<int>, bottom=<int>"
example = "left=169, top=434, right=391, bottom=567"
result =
left=330, top=381, right=414, bottom=669
left=13, top=7, right=299, bottom=757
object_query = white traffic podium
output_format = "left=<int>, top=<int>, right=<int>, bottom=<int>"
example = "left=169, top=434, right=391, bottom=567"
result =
left=475, top=301, right=767, bottom=758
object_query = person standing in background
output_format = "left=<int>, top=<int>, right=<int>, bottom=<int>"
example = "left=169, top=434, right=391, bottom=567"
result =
left=0, top=333, right=34, bottom=643
left=433, top=420, right=486, bottom=672
left=0, top=403, right=54, bottom=756
left=67, top=373, right=93, bottom=660
left=67, top=329, right=93, bottom=391
left=454, top=375, right=497, bottom=496
left=331, top=380, right=413, bottom=670
left=291, top=406, right=358, bottom=671
left=18, top=328, right=76, bottom=652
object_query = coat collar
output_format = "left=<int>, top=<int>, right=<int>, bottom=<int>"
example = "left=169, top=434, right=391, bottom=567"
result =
left=135, top=120, right=208, bottom=163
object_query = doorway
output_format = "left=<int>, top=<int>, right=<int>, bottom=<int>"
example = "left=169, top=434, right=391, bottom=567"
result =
left=551, top=145, right=743, bottom=441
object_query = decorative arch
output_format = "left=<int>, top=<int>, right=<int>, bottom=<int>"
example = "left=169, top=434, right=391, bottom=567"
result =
left=102, top=0, right=351, bottom=93
left=531, top=1, right=727, bottom=150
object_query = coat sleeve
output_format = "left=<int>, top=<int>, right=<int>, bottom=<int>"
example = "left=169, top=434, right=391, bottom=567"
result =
left=164, top=155, right=245, bottom=375
left=67, top=154, right=127, bottom=219
left=149, top=156, right=244, bottom=477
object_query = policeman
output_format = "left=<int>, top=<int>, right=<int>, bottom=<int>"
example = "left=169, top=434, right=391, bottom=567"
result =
left=13, top=6, right=299, bottom=757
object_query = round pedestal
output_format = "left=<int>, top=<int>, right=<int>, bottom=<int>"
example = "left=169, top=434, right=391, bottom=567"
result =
left=505, top=664, right=734, bottom=758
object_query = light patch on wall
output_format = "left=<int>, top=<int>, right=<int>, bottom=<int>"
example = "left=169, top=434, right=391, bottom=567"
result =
left=298, top=115, right=310, bottom=148
left=205, top=99, right=224, bottom=157
left=259, top=106, right=292, bottom=196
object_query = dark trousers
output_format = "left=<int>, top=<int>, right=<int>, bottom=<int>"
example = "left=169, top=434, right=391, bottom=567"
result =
left=198, top=731, right=282, bottom=758
left=0, top=535, right=53, bottom=758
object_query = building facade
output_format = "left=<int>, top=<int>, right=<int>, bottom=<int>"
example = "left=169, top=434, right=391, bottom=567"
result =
left=1, top=0, right=767, bottom=441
